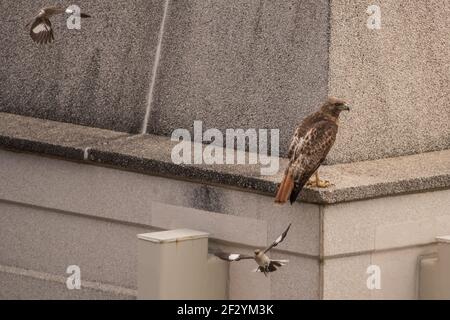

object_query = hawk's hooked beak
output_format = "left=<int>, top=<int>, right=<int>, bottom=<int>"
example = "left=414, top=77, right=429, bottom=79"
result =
left=339, top=104, right=350, bottom=111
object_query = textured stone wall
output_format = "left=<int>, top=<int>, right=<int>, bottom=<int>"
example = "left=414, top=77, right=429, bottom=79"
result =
left=0, top=0, right=448, bottom=163
left=0, top=0, right=165, bottom=133
left=1, top=147, right=450, bottom=299
left=327, top=0, right=450, bottom=164
left=146, top=0, right=330, bottom=158
left=0, top=149, right=320, bottom=299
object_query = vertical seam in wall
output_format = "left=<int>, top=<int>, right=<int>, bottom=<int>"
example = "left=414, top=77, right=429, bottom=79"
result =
left=141, top=0, right=171, bottom=134
left=319, top=204, right=325, bottom=299
left=266, top=221, right=272, bottom=299
left=226, top=263, right=231, bottom=300
left=370, top=216, right=375, bottom=299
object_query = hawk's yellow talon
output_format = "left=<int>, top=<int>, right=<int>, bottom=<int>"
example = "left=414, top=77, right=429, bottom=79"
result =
left=307, top=171, right=332, bottom=188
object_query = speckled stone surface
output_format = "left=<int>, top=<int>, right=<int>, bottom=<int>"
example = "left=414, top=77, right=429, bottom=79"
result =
left=88, top=135, right=450, bottom=204
left=1, top=1, right=448, bottom=163
left=146, top=0, right=330, bottom=157
left=0, top=0, right=165, bottom=133
left=88, top=133, right=281, bottom=196
left=0, top=112, right=129, bottom=160
left=0, top=270, right=136, bottom=300
left=327, top=0, right=450, bottom=164
left=146, top=0, right=449, bottom=163
left=1, top=113, right=449, bottom=204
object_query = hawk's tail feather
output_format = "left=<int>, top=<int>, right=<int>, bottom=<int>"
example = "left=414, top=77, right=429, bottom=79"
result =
left=274, top=173, right=294, bottom=204
left=289, top=177, right=310, bottom=204
left=289, top=183, right=302, bottom=204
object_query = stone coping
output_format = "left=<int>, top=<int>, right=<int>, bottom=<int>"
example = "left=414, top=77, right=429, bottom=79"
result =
left=1, top=112, right=449, bottom=204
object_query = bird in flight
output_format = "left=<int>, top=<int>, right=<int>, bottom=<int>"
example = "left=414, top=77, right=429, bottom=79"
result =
left=275, top=97, right=350, bottom=205
left=215, top=223, right=291, bottom=276
left=25, top=6, right=91, bottom=44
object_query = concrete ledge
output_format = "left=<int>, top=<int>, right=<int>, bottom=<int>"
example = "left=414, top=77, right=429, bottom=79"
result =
left=0, top=112, right=128, bottom=160
left=1, top=112, right=449, bottom=204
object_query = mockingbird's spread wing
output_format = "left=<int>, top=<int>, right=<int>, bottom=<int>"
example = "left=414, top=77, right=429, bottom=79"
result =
left=26, top=6, right=91, bottom=44
left=44, top=6, right=67, bottom=15
left=215, top=252, right=254, bottom=262
left=263, top=223, right=292, bottom=253
left=29, top=17, right=54, bottom=44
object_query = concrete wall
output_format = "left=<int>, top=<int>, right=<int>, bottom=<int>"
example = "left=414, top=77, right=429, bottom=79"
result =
left=0, top=149, right=320, bottom=299
left=322, top=189, right=450, bottom=299
left=327, top=0, right=450, bottom=164
left=1, top=1, right=447, bottom=162
left=0, top=0, right=165, bottom=133
left=1, top=149, right=450, bottom=299
left=146, top=0, right=330, bottom=158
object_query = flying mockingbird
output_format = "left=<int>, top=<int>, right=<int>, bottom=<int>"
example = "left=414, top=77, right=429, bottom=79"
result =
left=25, top=6, right=91, bottom=44
left=215, top=223, right=291, bottom=276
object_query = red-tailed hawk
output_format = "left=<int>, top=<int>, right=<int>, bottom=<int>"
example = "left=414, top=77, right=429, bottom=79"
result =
left=275, top=97, right=350, bottom=205
left=25, top=6, right=91, bottom=44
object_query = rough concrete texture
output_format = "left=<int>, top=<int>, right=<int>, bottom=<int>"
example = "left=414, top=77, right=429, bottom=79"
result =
left=269, top=252, right=319, bottom=300
left=369, top=245, right=436, bottom=300
left=0, top=149, right=320, bottom=257
left=327, top=0, right=450, bottom=163
left=0, top=0, right=165, bottom=133
left=0, top=265, right=136, bottom=300
left=0, top=112, right=129, bottom=160
left=147, top=0, right=330, bottom=158
left=1, top=148, right=449, bottom=299
left=68, top=133, right=450, bottom=204
left=0, top=1, right=448, bottom=163
left=0, top=149, right=321, bottom=299
left=88, top=133, right=283, bottom=197
left=322, top=245, right=437, bottom=300
left=1, top=112, right=449, bottom=204
left=90, top=131, right=448, bottom=203
left=0, top=201, right=151, bottom=289
left=315, top=149, right=450, bottom=203
left=322, top=254, right=372, bottom=300
left=323, top=189, right=450, bottom=256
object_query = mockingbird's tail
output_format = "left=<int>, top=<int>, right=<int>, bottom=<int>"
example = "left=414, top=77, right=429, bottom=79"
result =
left=271, top=259, right=289, bottom=266
left=253, top=260, right=289, bottom=275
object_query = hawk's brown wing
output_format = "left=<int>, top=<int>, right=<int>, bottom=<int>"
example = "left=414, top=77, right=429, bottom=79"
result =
left=287, top=110, right=323, bottom=159
left=275, top=120, right=337, bottom=204
left=288, top=120, right=338, bottom=203
left=29, top=17, right=54, bottom=44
